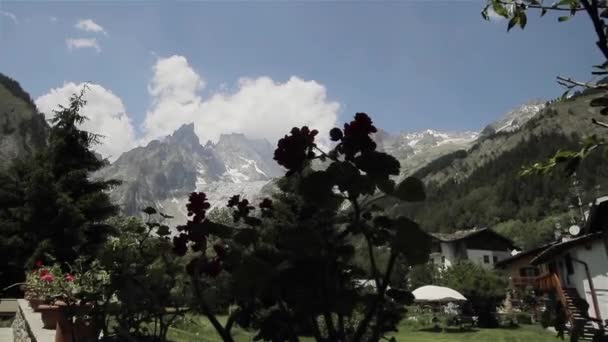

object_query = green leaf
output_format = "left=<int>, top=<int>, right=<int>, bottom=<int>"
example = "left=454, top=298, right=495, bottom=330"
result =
left=394, top=177, right=425, bottom=202
left=558, top=16, right=571, bottom=22
left=353, top=151, right=400, bottom=179
left=519, top=11, right=527, bottom=29
left=481, top=7, right=490, bottom=21
left=204, top=221, right=233, bottom=239
left=336, top=244, right=356, bottom=259
left=590, top=96, right=608, bottom=108
left=159, top=212, right=174, bottom=219
left=376, top=178, right=395, bottom=194
left=507, top=16, right=519, bottom=31
left=492, top=2, right=510, bottom=17
left=142, top=206, right=156, bottom=215
left=156, top=225, right=170, bottom=236
left=233, top=228, right=257, bottom=246
left=391, top=217, right=430, bottom=265
left=386, top=288, right=415, bottom=305
left=232, top=256, right=273, bottom=298
left=553, top=149, right=578, bottom=162
left=244, top=216, right=262, bottom=227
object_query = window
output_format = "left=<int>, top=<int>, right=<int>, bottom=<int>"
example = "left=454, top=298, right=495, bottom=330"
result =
left=493, top=256, right=498, bottom=264
left=519, top=267, right=540, bottom=278
left=483, top=255, right=490, bottom=264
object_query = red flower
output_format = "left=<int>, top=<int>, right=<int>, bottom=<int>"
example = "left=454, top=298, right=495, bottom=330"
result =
left=274, top=126, right=318, bottom=175
left=65, top=274, right=75, bottom=282
left=40, top=273, right=54, bottom=282
left=259, top=198, right=273, bottom=209
left=39, top=269, right=49, bottom=277
left=340, top=113, right=378, bottom=160
left=35, top=261, right=43, bottom=267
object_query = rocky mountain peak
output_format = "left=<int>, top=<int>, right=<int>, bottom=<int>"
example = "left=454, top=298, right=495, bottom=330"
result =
left=167, top=123, right=200, bottom=148
left=482, top=100, right=546, bottom=137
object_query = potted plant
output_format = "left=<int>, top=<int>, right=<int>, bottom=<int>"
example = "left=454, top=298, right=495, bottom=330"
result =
left=24, top=262, right=59, bottom=312
left=53, top=259, right=110, bottom=342
left=30, top=264, right=63, bottom=328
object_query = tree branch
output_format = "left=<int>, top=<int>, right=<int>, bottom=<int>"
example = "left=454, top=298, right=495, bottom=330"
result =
left=495, top=0, right=607, bottom=12
left=556, top=76, right=608, bottom=89
left=581, top=0, right=608, bottom=60
left=592, top=117, right=608, bottom=128
left=351, top=252, right=398, bottom=342
left=192, top=275, right=234, bottom=342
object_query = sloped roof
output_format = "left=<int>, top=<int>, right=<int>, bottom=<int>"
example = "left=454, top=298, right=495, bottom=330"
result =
left=530, top=232, right=604, bottom=265
left=494, top=243, right=554, bottom=268
left=429, top=228, right=486, bottom=242
left=429, top=227, right=518, bottom=250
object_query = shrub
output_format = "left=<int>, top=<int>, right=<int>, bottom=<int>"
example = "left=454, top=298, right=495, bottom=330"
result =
left=172, top=113, right=431, bottom=342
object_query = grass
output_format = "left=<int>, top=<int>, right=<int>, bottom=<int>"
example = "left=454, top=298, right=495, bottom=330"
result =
left=168, top=315, right=556, bottom=342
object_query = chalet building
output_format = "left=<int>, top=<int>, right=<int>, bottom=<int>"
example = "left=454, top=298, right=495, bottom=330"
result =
left=429, top=228, right=518, bottom=269
left=529, top=199, right=608, bottom=339
left=495, top=243, right=552, bottom=289
left=496, top=196, right=608, bottom=339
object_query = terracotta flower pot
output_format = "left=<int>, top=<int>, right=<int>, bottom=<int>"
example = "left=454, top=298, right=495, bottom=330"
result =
left=56, top=315, right=98, bottom=342
left=28, top=298, right=44, bottom=312
left=38, top=304, right=61, bottom=329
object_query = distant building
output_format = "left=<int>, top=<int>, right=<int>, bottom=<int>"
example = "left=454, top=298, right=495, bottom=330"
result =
left=428, top=228, right=518, bottom=269
left=495, top=244, right=552, bottom=289
left=530, top=196, right=608, bottom=330
left=496, top=196, right=608, bottom=339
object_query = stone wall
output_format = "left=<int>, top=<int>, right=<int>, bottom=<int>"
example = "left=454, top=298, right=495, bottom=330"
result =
left=12, top=299, right=55, bottom=342
left=12, top=304, right=32, bottom=342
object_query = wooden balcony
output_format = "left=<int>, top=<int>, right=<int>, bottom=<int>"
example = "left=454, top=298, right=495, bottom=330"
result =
left=510, top=276, right=540, bottom=287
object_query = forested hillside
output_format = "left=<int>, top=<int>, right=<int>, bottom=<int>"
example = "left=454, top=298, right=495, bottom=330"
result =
left=394, top=91, right=608, bottom=249
left=0, top=73, right=48, bottom=164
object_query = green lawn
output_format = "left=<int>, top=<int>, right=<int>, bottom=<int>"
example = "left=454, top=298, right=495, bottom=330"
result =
left=168, top=315, right=556, bottom=342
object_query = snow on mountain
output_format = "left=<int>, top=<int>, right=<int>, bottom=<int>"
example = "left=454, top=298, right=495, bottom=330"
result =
left=97, top=124, right=282, bottom=226
left=97, top=99, right=545, bottom=225
left=375, top=129, right=479, bottom=177
left=482, top=100, right=546, bottom=136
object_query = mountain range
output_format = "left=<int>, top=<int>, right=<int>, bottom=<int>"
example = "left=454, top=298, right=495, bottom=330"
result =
left=5, top=71, right=599, bottom=245
left=95, top=100, right=548, bottom=225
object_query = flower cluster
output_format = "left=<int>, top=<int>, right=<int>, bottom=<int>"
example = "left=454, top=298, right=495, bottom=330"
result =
left=174, top=192, right=212, bottom=256
left=274, top=126, right=318, bottom=175
left=227, top=195, right=256, bottom=222
left=26, top=262, right=77, bottom=302
left=333, top=112, right=378, bottom=160
left=259, top=198, right=273, bottom=218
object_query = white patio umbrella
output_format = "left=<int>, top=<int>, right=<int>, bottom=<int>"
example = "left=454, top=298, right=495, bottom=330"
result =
left=412, top=285, right=467, bottom=303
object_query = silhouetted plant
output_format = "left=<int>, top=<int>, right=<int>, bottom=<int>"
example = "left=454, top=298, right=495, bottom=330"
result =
left=172, top=113, right=431, bottom=342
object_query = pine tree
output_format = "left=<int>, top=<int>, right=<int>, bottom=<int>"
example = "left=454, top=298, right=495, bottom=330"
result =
left=0, top=88, right=119, bottom=290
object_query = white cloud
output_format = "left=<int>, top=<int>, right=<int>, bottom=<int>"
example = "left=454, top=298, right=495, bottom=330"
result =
left=75, top=19, right=107, bottom=35
left=0, top=10, right=17, bottom=24
left=35, top=83, right=137, bottom=161
left=142, top=55, right=340, bottom=146
left=50, top=16, right=58, bottom=23
left=66, top=38, right=101, bottom=53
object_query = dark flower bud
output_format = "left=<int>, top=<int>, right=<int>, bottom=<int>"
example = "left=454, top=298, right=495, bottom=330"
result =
left=329, top=128, right=343, bottom=141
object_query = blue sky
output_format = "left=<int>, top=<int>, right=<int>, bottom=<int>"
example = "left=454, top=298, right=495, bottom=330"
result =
left=0, top=1, right=602, bottom=158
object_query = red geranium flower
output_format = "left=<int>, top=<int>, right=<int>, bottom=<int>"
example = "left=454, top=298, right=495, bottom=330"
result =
left=65, top=274, right=75, bottom=282
left=40, top=273, right=54, bottom=282
left=39, top=269, right=49, bottom=277
left=35, top=261, right=43, bottom=267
